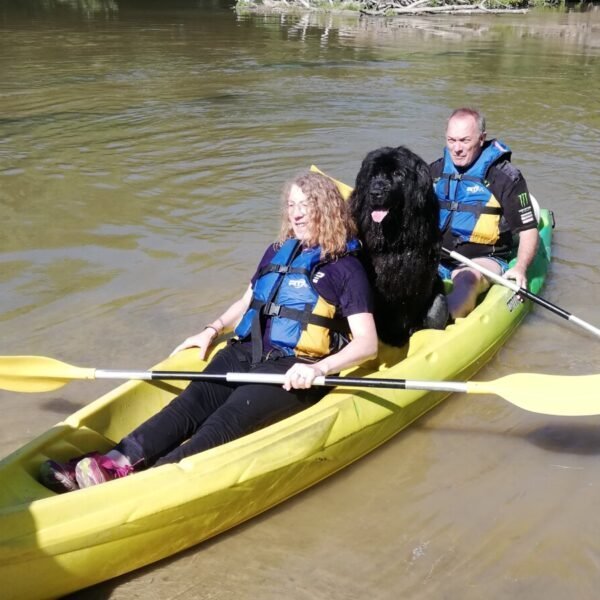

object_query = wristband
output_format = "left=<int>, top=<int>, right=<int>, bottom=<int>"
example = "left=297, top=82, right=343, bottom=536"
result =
left=204, top=325, right=219, bottom=337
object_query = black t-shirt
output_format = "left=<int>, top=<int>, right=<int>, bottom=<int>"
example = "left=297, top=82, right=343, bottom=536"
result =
left=430, top=155, right=538, bottom=261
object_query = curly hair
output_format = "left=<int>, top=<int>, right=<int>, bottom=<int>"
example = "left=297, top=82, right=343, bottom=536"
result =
left=278, top=171, right=357, bottom=259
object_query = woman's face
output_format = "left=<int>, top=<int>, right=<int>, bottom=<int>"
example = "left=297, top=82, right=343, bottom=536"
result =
left=287, top=184, right=315, bottom=241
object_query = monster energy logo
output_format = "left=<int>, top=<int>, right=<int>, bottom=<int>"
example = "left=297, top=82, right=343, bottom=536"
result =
left=518, top=193, right=529, bottom=208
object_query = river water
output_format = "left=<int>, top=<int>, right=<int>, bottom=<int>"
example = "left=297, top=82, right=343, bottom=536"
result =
left=1, top=1, right=600, bottom=598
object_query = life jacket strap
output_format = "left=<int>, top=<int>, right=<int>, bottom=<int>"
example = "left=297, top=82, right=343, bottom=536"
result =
left=256, top=264, right=312, bottom=277
left=250, top=310, right=264, bottom=364
left=439, top=200, right=502, bottom=216
left=250, top=299, right=350, bottom=334
left=249, top=241, right=304, bottom=363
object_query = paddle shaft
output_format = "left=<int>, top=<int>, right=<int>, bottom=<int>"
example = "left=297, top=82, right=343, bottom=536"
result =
left=4, top=357, right=600, bottom=415
left=95, top=369, right=469, bottom=394
left=442, top=247, right=600, bottom=339
left=38, top=367, right=600, bottom=416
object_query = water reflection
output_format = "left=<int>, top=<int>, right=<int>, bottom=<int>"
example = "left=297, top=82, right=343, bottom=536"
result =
left=1, top=1, right=598, bottom=349
left=238, top=6, right=600, bottom=51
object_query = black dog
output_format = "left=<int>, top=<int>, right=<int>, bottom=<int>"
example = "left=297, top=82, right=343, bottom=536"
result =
left=349, top=146, right=448, bottom=347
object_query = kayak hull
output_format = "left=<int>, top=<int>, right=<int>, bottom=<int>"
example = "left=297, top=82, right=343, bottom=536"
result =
left=0, top=210, right=553, bottom=600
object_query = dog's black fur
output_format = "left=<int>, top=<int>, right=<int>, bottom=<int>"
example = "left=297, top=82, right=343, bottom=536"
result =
left=350, top=146, right=448, bottom=347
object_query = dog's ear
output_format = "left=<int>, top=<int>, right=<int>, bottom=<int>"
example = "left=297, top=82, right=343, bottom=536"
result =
left=407, top=159, right=435, bottom=210
left=415, top=160, right=431, bottom=188
left=350, top=155, right=373, bottom=211
left=348, top=183, right=365, bottom=222
left=348, top=188, right=358, bottom=215
left=354, top=153, right=374, bottom=188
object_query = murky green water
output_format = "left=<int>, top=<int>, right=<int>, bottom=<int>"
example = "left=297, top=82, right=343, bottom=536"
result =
left=1, top=1, right=600, bottom=598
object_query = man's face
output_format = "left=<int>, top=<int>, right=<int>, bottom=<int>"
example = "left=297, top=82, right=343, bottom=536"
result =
left=445, top=115, right=485, bottom=168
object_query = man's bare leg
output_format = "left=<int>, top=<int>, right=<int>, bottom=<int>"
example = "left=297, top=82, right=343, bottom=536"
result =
left=448, top=258, right=504, bottom=319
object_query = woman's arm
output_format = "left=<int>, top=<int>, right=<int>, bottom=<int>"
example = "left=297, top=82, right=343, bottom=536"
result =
left=170, top=285, right=254, bottom=359
left=283, top=312, right=378, bottom=391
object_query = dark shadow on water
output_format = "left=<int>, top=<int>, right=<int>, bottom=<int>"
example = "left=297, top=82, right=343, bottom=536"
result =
left=42, top=397, right=86, bottom=414
left=526, top=423, right=600, bottom=455
left=414, top=417, right=600, bottom=457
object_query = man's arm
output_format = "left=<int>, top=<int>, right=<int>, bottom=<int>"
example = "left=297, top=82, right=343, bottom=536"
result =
left=504, top=228, right=539, bottom=289
left=492, top=161, right=539, bottom=289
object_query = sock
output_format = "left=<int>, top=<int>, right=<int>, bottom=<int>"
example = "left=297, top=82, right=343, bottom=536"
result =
left=106, top=449, right=133, bottom=468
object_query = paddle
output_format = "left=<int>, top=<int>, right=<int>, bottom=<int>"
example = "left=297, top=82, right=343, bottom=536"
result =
left=442, top=247, right=600, bottom=339
left=0, top=355, right=598, bottom=416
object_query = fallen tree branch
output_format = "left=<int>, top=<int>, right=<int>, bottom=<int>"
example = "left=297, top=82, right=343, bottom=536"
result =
left=362, top=1, right=528, bottom=14
left=237, top=0, right=529, bottom=15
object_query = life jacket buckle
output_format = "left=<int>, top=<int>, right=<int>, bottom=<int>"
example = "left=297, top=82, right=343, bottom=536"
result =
left=263, top=302, right=281, bottom=317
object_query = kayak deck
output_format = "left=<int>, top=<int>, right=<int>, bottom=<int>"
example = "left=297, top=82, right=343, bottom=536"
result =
left=0, top=210, right=552, bottom=600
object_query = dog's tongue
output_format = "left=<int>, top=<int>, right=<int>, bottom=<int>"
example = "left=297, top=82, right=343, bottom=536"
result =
left=371, top=209, right=389, bottom=223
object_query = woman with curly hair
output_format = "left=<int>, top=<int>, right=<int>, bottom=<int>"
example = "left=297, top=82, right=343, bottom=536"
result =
left=40, top=171, right=377, bottom=492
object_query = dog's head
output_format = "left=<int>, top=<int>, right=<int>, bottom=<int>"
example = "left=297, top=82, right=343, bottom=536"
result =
left=364, top=172, right=395, bottom=223
left=349, top=146, right=437, bottom=249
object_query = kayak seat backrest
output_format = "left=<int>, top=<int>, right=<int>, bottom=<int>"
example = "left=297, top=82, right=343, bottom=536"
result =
left=42, top=426, right=116, bottom=461
left=25, top=425, right=116, bottom=485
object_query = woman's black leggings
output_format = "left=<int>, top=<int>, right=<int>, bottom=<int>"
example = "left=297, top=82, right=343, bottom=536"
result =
left=115, top=344, right=326, bottom=468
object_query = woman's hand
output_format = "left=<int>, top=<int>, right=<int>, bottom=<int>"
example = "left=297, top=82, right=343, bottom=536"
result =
left=170, top=328, right=217, bottom=360
left=169, top=284, right=254, bottom=360
left=283, top=363, right=325, bottom=391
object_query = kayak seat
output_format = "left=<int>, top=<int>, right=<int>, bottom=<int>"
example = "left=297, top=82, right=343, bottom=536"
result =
left=38, top=426, right=115, bottom=463
left=0, top=426, right=116, bottom=504
left=23, top=426, right=116, bottom=488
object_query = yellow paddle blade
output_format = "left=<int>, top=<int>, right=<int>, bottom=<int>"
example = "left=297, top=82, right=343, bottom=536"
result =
left=468, top=373, right=600, bottom=416
left=309, top=165, right=354, bottom=201
left=0, top=356, right=95, bottom=393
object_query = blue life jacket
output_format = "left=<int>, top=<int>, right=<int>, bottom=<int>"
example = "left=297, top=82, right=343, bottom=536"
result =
left=434, top=139, right=510, bottom=246
left=234, top=238, right=359, bottom=362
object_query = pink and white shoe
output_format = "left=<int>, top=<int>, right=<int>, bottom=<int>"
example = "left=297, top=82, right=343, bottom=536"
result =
left=75, top=454, right=134, bottom=488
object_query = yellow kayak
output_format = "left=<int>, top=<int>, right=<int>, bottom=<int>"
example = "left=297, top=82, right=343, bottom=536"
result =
left=0, top=208, right=553, bottom=600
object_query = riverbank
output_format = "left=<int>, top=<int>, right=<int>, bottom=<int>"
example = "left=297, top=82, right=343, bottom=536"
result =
left=235, top=0, right=600, bottom=17
left=235, top=0, right=532, bottom=16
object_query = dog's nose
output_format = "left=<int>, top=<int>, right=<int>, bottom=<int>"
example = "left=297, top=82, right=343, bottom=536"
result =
left=369, top=176, right=390, bottom=200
